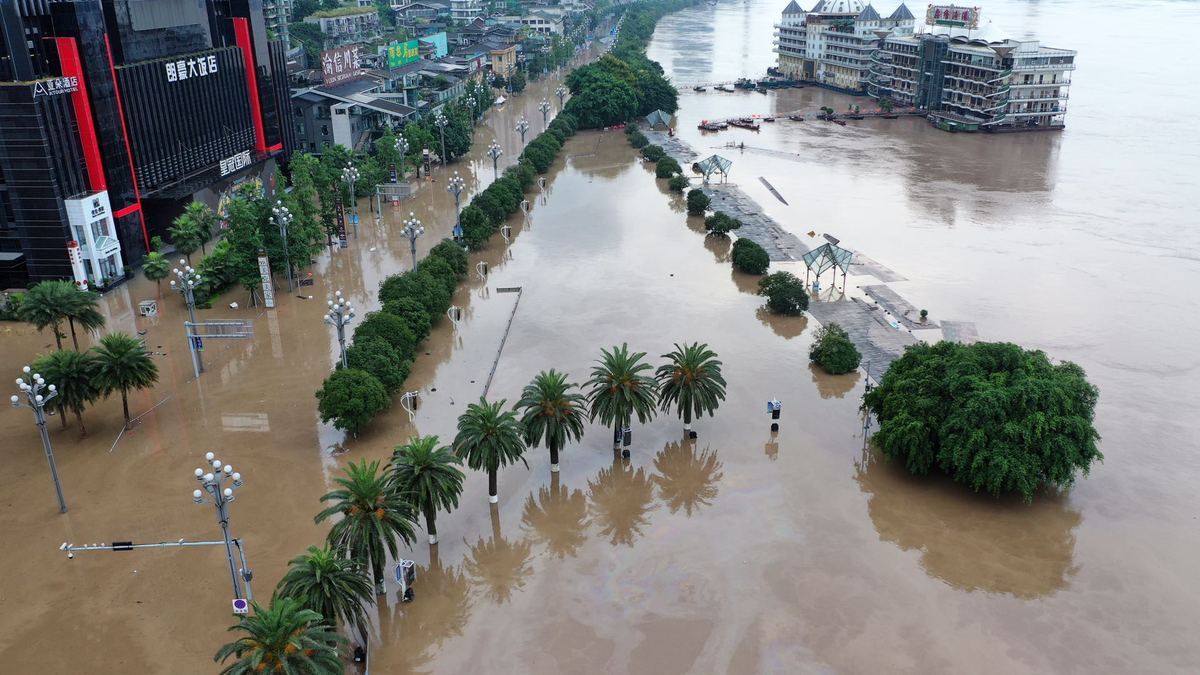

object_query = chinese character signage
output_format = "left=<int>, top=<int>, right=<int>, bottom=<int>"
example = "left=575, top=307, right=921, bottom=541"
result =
left=220, top=151, right=253, bottom=176
left=166, top=55, right=219, bottom=83
left=336, top=201, right=348, bottom=248
left=32, top=76, right=79, bottom=98
left=925, top=5, right=980, bottom=29
left=258, top=253, right=276, bottom=309
left=387, top=40, right=421, bottom=70
left=322, top=46, right=363, bottom=86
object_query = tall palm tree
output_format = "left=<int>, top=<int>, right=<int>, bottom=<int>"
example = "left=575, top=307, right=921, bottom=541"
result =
left=516, top=369, right=587, bottom=473
left=91, top=332, right=158, bottom=427
left=214, top=594, right=344, bottom=675
left=655, top=342, right=727, bottom=434
left=142, top=251, right=171, bottom=289
left=18, top=280, right=75, bottom=350
left=32, top=349, right=100, bottom=434
left=585, top=343, right=659, bottom=456
left=170, top=201, right=215, bottom=261
left=391, top=435, right=465, bottom=545
left=315, top=460, right=418, bottom=590
left=277, top=545, right=375, bottom=642
left=62, top=288, right=105, bottom=351
left=453, top=397, right=527, bottom=504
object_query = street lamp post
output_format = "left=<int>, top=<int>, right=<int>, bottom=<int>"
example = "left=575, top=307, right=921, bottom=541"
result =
left=324, top=291, right=354, bottom=368
left=447, top=172, right=465, bottom=241
left=539, top=98, right=552, bottom=130
left=11, top=367, right=67, bottom=513
left=341, top=165, right=360, bottom=238
left=464, top=95, right=477, bottom=124
left=515, top=117, right=530, bottom=146
left=395, top=136, right=410, bottom=181
left=192, top=451, right=252, bottom=601
left=487, top=141, right=503, bottom=182
left=555, top=85, right=567, bottom=110
left=170, top=262, right=203, bottom=375
left=434, top=113, right=449, bottom=167
left=271, top=201, right=294, bottom=291
left=402, top=212, right=425, bottom=271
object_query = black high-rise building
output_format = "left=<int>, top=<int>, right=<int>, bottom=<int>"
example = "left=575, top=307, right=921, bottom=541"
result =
left=0, top=0, right=292, bottom=289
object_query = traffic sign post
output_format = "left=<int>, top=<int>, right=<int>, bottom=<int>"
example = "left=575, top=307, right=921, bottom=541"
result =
left=232, top=598, right=249, bottom=615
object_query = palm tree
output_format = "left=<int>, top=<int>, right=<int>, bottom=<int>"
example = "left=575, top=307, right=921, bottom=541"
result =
left=655, top=342, right=727, bottom=434
left=18, top=280, right=74, bottom=349
left=315, top=460, right=418, bottom=590
left=391, top=435, right=465, bottom=545
left=213, top=594, right=344, bottom=675
left=32, top=349, right=99, bottom=434
left=62, top=287, right=105, bottom=350
left=584, top=343, right=659, bottom=456
left=91, top=332, right=158, bottom=427
left=516, top=369, right=587, bottom=473
left=453, top=397, right=527, bottom=504
left=170, top=201, right=214, bottom=261
left=277, top=545, right=375, bottom=642
left=142, top=251, right=171, bottom=289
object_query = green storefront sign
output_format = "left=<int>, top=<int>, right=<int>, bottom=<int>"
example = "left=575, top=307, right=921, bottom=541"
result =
left=387, top=40, right=420, bottom=69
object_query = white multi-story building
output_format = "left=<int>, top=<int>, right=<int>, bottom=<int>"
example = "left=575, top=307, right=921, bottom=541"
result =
left=450, top=0, right=483, bottom=23
left=304, top=8, right=383, bottom=49
left=773, top=1, right=916, bottom=92
left=867, top=5, right=1076, bottom=130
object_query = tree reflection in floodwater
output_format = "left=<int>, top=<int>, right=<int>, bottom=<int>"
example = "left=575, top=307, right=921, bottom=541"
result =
left=463, top=504, right=533, bottom=604
left=809, top=362, right=860, bottom=399
left=764, top=430, right=779, bottom=461
left=730, top=267, right=761, bottom=295
left=703, top=233, right=731, bottom=262
left=520, top=471, right=590, bottom=558
left=588, top=455, right=656, bottom=547
left=854, top=449, right=1082, bottom=599
left=755, top=306, right=808, bottom=339
left=378, top=545, right=472, bottom=674
left=652, top=440, right=724, bottom=516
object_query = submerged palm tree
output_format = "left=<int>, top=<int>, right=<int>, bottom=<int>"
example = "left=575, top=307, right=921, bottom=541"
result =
left=585, top=343, right=659, bottom=456
left=62, top=288, right=105, bottom=350
left=91, top=332, right=158, bottom=427
left=652, top=441, right=725, bottom=516
left=277, top=545, right=375, bottom=642
left=391, top=435, right=465, bottom=545
left=655, top=342, right=727, bottom=434
left=32, top=348, right=100, bottom=434
left=315, top=460, right=418, bottom=589
left=18, top=280, right=75, bottom=349
left=516, top=369, right=587, bottom=473
left=453, top=397, right=527, bottom=503
left=214, top=594, right=343, bottom=675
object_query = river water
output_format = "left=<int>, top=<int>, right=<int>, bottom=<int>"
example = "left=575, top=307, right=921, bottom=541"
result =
left=0, top=3, right=1197, bottom=673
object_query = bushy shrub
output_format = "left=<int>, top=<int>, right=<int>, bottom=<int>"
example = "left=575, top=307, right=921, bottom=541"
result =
left=382, top=296, right=432, bottom=341
left=731, top=238, right=769, bottom=275
left=686, top=188, right=710, bottom=216
left=704, top=211, right=741, bottom=234
left=344, top=337, right=412, bottom=393
left=655, top=157, right=681, bottom=178
left=420, top=256, right=459, bottom=297
left=668, top=175, right=688, bottom=192
left=641, top=144, right=665, bottom=162
left=316, top=368, right=390, bottom=435
left=429, top=238, right=468, bottom=277
left=757, top=272, right=809, bottom=316
left=459, top=205, right=493, bottom=250
left=626, top=128, right=649, bottom=149
left=809, top=322, right=860, bottom=374
left=353, top=311, right=417, bottom=361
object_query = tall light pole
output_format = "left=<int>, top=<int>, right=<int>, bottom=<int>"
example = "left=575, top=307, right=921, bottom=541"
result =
left=402, top=212, right=425, bottom=271
left=271, top=201, right=294, bottom=291
left=170, top=261, right=203, bottom=375
left=464, top=95, right=477, bottom=124
left=324, top=291, right=354, bottom=369
left=11, top=367, right=67, bottom=513
left=192, top=451, right=252, bottom=601
left=555, top=85, right=567, bottom=110
left=395, top=136, right=410, bottom=181
left=539, top=98, right=552, bottom=130
left=434, top=113, right=449, bottom=167
left=341, top=165, right=360, bottom=238
left=487, top=141, right=503, bottom=182
left=515, top=117, right=530, bottom=146
left=447, top=172, right=465, bottom=241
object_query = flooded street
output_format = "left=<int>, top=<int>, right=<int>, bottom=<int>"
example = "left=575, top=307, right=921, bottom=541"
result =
left=1, top=2, right=1199, bottom=673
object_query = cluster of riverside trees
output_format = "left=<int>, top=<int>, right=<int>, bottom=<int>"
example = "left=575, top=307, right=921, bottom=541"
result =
left=11, top=280, right=159, bottom=434
left=218, top=342, right=727, bottom=672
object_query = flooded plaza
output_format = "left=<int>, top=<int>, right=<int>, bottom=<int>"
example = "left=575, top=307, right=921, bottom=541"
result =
left=2, top=1, right=1199, bottom=673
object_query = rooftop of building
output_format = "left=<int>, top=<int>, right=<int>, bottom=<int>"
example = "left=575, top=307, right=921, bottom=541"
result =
left=305, top=6, right=377, bottom=19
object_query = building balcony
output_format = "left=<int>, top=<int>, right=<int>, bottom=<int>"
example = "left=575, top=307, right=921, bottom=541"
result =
left=941, top=58, right=1005, bottom=73
left=1014, top=62, right=1076, bottom=72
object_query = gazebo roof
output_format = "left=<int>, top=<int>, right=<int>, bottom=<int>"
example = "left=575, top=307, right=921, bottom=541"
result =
left=645, top=109, right=673, bottom=127
left=801, top=242, right=853, bottom=276
left=696, top=154, right=733, bottom=176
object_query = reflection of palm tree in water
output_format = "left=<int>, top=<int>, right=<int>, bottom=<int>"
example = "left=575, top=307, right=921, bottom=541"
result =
left=854, top=449, right=1082, bottom=599
left=520, top=471, right=590, bottom=558
left=463, top=504, right=533, bottom=604
left=652, top=440, right=724, bottom=516
left=588, top=456, right=656, bottom=546
left=379, top=545, right=472, bottom=673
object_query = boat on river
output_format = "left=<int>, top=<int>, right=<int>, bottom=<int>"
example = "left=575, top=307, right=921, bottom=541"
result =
left=693, top=85, right=707, bottom=92
left=715, top=84, right=734, bottom=92
left=698, top=120, right=723, bottom=131
left=787, top=114, right=804, bottom=121
left=729, top=117, right=761, bottom=131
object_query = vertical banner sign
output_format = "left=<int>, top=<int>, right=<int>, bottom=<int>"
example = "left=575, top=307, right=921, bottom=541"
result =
left=336, top=201, right=348, bottom=249
left=66, top=241, right=89, bottom=290
left=258, top=252, right=275, bottom=308
left=389, top=164, right=398, bottom=183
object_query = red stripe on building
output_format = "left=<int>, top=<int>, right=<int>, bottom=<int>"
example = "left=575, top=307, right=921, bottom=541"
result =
left=54, top=38, right=106, bottom=192
left=104, top=35, right=150, bottom=250
left=114, top=203, right=140, bottom=219
left=267, top=143, right=282, bottom=152
left=233, top=18, right=267, bottom=156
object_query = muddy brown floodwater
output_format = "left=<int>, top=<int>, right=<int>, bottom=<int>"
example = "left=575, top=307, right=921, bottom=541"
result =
left=2, top=3, right=1199, bottom=673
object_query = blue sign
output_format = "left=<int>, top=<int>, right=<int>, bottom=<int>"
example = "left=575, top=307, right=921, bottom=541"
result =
left=339, top=237, right=348, bottom=249
left=193, top=337, right=204, bottom=351
left=350, top=213, right=359, bottom=225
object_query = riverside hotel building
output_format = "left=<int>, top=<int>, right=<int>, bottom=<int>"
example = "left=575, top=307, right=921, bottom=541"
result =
left=0, top=0, right=293, bottom=288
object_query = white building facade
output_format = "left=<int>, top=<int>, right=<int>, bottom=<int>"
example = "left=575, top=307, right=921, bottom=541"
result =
left=773, top=1, right=916, bottom=92
left=450, top=0, right=483, bottom=23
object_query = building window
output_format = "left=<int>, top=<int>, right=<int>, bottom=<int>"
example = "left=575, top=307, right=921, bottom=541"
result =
left=321, top=125, right=329, bottom=136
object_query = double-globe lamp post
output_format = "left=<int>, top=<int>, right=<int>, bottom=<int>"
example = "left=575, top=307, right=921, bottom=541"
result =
left=447, top=172, right=465, bottom=240
left=341, top=165, right=360, bottom=238
left=403, top=212, right=425, bottom=271
left=435, top=113, right=449, bottom=167
left=192, top=452, right=252, bottom=601
left=170, top=261, right=200, bottom=325
left=464, top=95, right=477, bottom=124
left=515, top=117, right=530, bottom=146
left=11, top=367, right=67, bottom=513
left=487, top=142, right=503, bottom=182
left=539, top=98, right=552, bottom=130
left=324, top=291, right=354, bottom=368
left=270, top=201, right=294, bottom=291
left=555, top=85, right=567, bottom=110
left=395, top=136, right=410, bottom=181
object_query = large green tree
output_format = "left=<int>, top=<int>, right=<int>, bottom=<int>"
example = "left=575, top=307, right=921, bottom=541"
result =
left=277, top=545, right=375, bottom=641
left=315, top=459, right=418, bottom=589
left=655, top=342, right=727, bottom=433
left=758, top=271, right=809, bottom=316
left=18, top=280, right=74, bottom=350
left=32, top=348, right=100, bottom=434
left=315, top=368, right=390, bottom=435
left=585, top=343, right=659, bottom=455
left=213, top=594, right=343, bottom=675
left=516, top=369, right=587, bottom=473
left=91, top=332, right=159, bottom=427
left=391, top=435, right=465, bottom=545
left=808, top=322, right=860, bottom=374
left=863, top=341, right=1102, bottom=502
left=453, top=397, right=527, bottom=504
